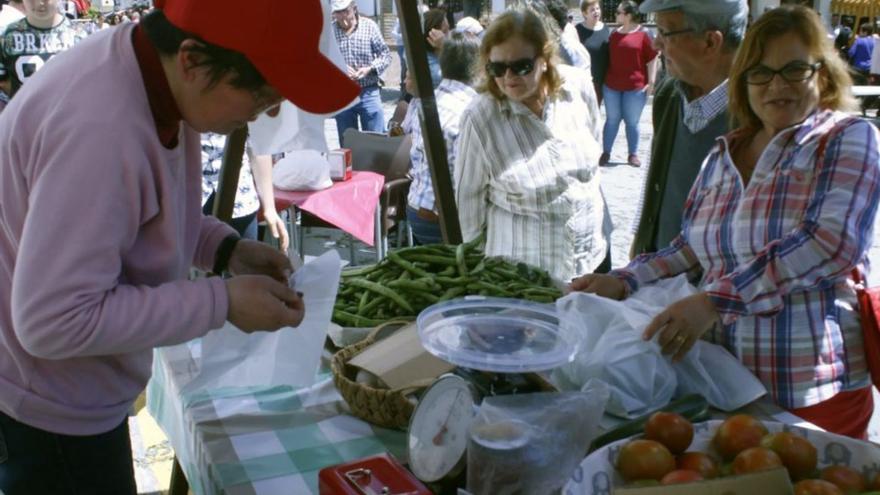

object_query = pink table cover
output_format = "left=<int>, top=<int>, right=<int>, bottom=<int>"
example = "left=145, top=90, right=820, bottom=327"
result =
left=273, top=171, right=385, bottom=246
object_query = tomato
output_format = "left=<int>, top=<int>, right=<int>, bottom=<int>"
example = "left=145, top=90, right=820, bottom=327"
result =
left=793, top=479, right=844, bottom=495
left=644, top=411, right=694, bottom=454
left=676, top=451, right=720, bottom=479
left=661, top=469, right=703, bottom=485
left=731, top=447, right=783, bottom=475
left=819, top=466, right=865, bottom=494
left=617, top=439, right=676, bottom=482
left=713, top=414, right=769, bottom=460
left=760, top=431, right=818, bottom=480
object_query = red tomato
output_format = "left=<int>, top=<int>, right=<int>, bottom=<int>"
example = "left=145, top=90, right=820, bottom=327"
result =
left=713, top=414, right=769, bottom=460
left=760, top=431, right=818, bottom=480
left=660, top=469, right=703, bottom=485
left=732, top=447, right=783, bottom=475
left=793, top=479, right=844, bottom=495
left=820, top=466, right=866, bottom=494
left=644, top=411, right=694, bottom=454
left=676, top=451, right=720, bottom=479
left=617, top=439, right=676, bottom=482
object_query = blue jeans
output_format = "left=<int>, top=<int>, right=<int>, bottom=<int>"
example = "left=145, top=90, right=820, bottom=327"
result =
left=335, top=86, right=385, bottom=146
left=406, top=206, right=443, bottom=245
left=0, top=411, right=137, bottom=494
left=602, top=85, right=647, bottom=155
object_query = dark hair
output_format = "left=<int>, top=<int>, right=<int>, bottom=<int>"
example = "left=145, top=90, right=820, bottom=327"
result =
left=617, top=0, right=638, bottom=20
left=141, top=9, right=267, bottom=92
left=439, top=31, right=480, bottom=84
left=860, top=23, right=873, bottom=35
left=424, top=8, right=447, bottom=53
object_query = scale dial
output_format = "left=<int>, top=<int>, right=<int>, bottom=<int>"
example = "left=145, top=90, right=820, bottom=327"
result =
left=407, top=374, right=475, bottom=483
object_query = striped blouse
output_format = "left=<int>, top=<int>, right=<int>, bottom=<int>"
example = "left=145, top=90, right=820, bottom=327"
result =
left=454, top=65, right=605, bottom=283
left=614, top=110, right=880, bottom=409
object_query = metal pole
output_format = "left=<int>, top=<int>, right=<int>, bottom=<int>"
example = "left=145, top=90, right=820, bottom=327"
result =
left=394, top=0, right=463, bottom=244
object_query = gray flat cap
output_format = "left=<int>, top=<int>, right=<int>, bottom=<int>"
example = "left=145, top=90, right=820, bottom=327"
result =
left=639, top=0, right=748, bottom=16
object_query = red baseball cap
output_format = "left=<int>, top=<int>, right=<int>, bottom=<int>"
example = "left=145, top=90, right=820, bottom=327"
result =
left=154, top=0, right=359, bottom=114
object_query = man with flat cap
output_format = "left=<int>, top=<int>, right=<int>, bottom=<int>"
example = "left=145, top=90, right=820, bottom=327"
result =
left=0, top=0, right=359, bottom=492
left=331, top=0, right=392, bottom=146
left=630, top=0, right=749, bottom=256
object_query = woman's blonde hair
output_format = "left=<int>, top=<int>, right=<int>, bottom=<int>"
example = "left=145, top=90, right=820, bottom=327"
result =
left=729, top=5, right=859, bottom=132
left=476, top=8, right=563, bottom=101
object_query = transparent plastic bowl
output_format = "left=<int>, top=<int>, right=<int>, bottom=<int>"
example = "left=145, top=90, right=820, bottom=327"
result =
left=416, top=296, right=577, bottom=373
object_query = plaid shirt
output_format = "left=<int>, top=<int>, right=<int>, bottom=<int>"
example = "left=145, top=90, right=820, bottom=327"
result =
left=615, top=110, right=880, bottom=409
left=332, top=16, right=391, bottom=89
left=455, top=66, right=605, bottom=283
left=405, top=79, right=477, bottom=212
left=675, top=79, right=729, bottom=133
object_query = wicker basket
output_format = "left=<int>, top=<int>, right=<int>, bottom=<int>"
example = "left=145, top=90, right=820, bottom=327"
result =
left=331, top=320, right=429, bottom=430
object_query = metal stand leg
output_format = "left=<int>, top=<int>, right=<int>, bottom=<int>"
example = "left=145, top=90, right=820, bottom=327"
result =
left=374, top=206, right=385, bottom=261
left=169, top=457, right=189, bottom=495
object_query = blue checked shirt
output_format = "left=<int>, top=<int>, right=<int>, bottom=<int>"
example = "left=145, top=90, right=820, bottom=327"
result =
left=405, top=79, right=477, bottom=212
left=675, top=79, right=729, bottom=133
left=332, top=16, right=392, bottom=89
left=614, top=111, right=880, bottom=409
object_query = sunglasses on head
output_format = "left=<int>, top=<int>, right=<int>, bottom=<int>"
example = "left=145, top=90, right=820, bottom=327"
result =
left=486, top=57, right=537, bottom=78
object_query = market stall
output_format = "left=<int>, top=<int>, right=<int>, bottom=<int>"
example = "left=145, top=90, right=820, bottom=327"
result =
left=830, top=0, right=880, bottom=30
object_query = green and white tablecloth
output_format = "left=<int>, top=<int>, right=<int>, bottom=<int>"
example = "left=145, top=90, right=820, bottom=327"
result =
left=146, top=340, right=406, bottom=495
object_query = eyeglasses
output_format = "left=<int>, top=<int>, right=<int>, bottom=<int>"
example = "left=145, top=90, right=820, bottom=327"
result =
left=744, top=61, right=823, bottom=85
left=655, top=27, right=695, bottom=39
left=486, top=57, right=537, bottom=78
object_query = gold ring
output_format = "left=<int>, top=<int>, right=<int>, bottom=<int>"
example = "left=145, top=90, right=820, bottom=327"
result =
left=675, top=335, right=686, bottom=344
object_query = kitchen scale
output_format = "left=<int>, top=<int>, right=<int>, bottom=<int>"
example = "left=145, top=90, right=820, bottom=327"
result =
left=406, top=297, right=577, bottom=486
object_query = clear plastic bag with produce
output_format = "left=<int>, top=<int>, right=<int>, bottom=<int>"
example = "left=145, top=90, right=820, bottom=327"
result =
left=467, top=382, right=610, bottom=495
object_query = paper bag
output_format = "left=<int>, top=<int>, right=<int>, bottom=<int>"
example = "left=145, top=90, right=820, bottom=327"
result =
left=182, top=250, right=341, bottom=393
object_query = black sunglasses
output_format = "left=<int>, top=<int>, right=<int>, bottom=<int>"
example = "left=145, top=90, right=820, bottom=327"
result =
left=744, top=61, right=823, bottom=85
left=486, top=58, right=537, bottom=78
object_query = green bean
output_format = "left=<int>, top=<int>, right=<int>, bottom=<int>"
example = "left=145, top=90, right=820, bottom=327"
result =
left=387, top=251, right=432, bottom=278
left=456, top=243, right=469, bottom=277
left=404, top=254, right=458, bottom=267
left=347, top=279, right=414, bottom=313
left=333, top=310, right=384, bottom=327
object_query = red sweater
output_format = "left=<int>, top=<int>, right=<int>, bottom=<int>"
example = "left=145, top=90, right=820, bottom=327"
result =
left=605, top=28, right=657, bottom=92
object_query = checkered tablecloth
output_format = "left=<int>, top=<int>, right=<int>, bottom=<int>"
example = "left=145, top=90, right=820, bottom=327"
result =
left=146, top=341, right=406, bottom=495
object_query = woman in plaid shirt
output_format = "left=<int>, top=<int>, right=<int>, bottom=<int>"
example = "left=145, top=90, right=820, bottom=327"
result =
left=573, top=6, right=880, bottom=438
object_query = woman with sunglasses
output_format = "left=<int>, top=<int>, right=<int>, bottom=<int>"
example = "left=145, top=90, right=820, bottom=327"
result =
left=572, top=6, right=880, bottom=438
left=454, top=8, right=607, bottom=284
left=599, top=0, right=657, bottom=167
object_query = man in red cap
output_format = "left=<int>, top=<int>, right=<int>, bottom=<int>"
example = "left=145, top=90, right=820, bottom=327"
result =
left=0, top=1, right=359, bottom=492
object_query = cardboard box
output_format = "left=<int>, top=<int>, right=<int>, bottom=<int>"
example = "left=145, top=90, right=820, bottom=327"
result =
left=348, top=323, right=454, bottom=389
left=327, top=148, right=352, bottom=181
left=614, top=468, right=793, bottom=495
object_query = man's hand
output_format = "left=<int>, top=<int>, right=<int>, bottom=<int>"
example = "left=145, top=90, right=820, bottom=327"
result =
left=262, top=209, right=290, bottom=252
left=568, top=273, right=627, bottom=300
left=228, top=239, right=292, bottom=283
left=349, top=66, right=372, bottom=81
left=642, top=293, right=721, bottom=362
left=226, top=275, right=304, bottom=332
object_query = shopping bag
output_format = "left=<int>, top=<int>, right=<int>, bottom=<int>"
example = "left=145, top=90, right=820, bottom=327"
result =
left=852, top=268, right=880, bottom=389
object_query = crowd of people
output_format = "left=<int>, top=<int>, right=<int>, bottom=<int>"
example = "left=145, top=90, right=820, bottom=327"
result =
left=0, top=0, right=878, bottom=492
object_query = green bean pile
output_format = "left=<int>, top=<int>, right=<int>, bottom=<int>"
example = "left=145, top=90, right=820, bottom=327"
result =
left=332, top=240, right=562, bottom=327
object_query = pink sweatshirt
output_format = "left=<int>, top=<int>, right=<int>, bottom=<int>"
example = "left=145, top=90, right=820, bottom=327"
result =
left=0, top=23, right=235, bottom=435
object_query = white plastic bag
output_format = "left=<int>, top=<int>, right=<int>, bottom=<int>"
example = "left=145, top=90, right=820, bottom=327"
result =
left=272, top=149, right=333, bottom=191
left=552, top=275, right=766, bottom=418
left=181, top=250, right=342, bottom=393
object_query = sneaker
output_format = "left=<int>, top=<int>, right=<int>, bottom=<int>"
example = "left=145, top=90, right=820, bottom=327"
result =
left=599, top=152, right=610, bottom=166
left=627, top=154, right=641, bottom=167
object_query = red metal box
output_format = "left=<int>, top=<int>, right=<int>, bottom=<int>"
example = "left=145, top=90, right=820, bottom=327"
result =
left=318, top=453, right=431, bottom=495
